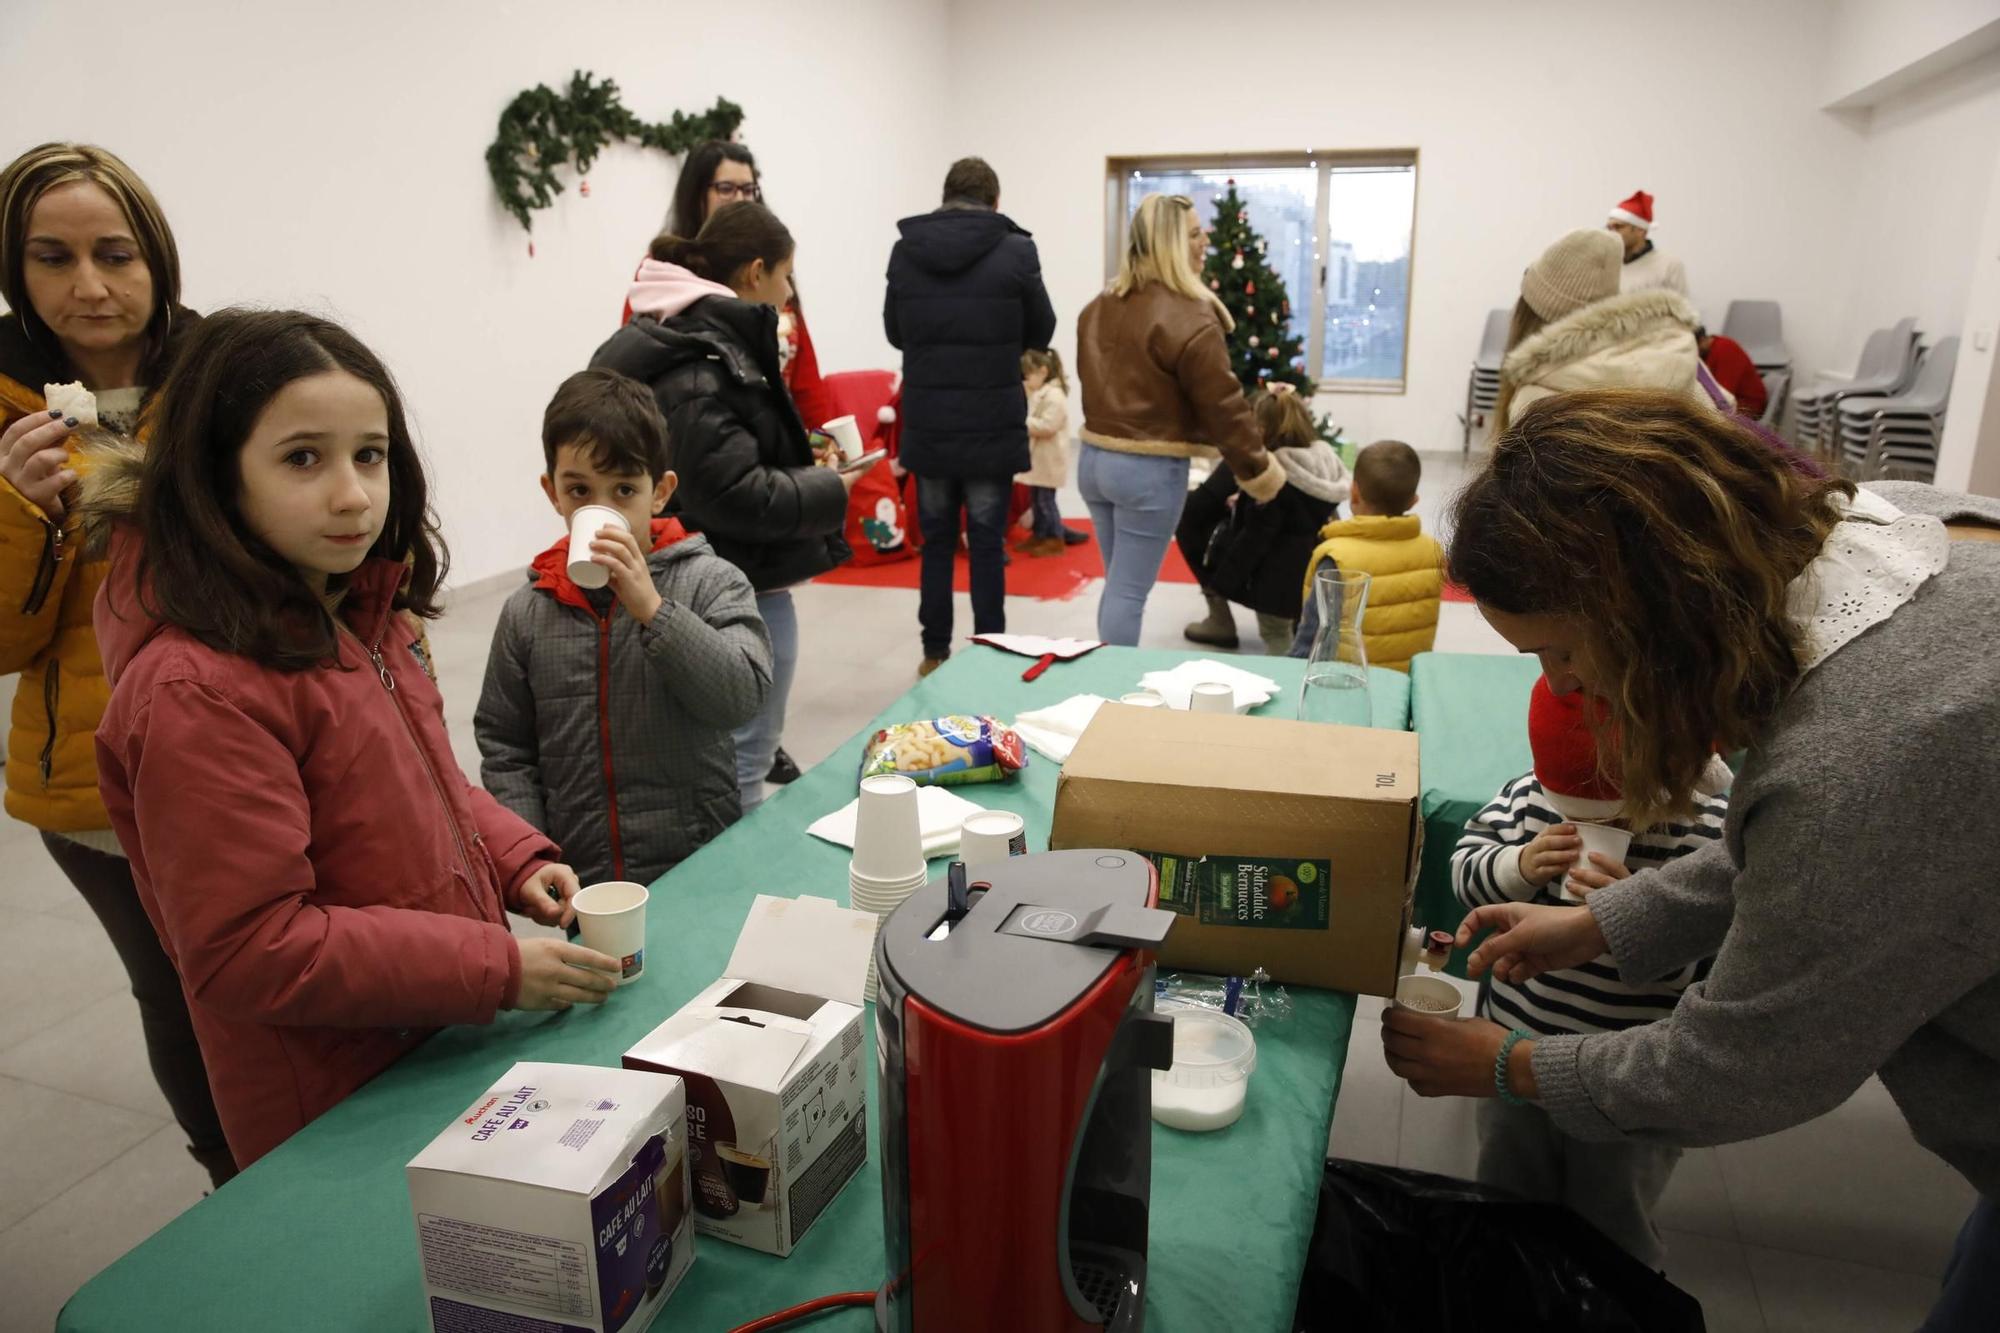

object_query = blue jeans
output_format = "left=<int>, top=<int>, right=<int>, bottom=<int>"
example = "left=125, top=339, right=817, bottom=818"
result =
left=917, top=474, right=1009, bottom=659
left=733, top=589, right=798, bottom=812
left=1924, top=1197, right=2000, bottom=1331
left=1028, top=486, right=1063, bottom=539
left=1078, top=445, right=1190, bottom=646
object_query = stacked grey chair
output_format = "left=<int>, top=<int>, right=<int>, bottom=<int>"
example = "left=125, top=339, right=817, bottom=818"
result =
left=1462, top=307, right=1510, bottom=452
left=1788, top=318, right=1918, bottom=454
left=1836, top=336, right=1957, bottom=481
left=1721, top=300, right=1790, bottom=370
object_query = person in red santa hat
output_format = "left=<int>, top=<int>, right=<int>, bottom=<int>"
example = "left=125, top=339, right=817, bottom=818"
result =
left=1607, top=189, right=1689, bottom=297
left=1438, top=674, right=1731, bottom=1270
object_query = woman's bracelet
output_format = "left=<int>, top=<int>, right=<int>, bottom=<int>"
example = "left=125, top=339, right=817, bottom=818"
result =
left=1496, top=1027, right=1534, bottom=1106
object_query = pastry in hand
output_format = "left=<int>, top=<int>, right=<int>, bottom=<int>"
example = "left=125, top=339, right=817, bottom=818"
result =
left=43, top=381, right=99, bottom=428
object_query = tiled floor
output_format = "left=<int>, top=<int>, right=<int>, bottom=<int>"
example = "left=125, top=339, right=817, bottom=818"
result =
left=0, top=453, right=1972, bottom=1330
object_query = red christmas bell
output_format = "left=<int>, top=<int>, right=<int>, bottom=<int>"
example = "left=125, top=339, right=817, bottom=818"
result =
left=1246, top=281, right=1256, bottom=294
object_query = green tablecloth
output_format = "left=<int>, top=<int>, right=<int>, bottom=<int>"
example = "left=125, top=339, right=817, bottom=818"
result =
left=61, top=646, right=1396, bottom=1333
left=1408, top=652, right=1543, bottom=975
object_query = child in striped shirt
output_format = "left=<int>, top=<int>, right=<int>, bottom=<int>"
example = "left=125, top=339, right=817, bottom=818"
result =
left=1451, top=676, right=1730, bottom=1270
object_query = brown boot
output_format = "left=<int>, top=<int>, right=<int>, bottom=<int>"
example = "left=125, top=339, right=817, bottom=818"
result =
left=1026, top=535, right=1067, bottom=557
left=1182, top=593, right=1240, bottom=648
left=918, top=656, right=947, bottom=678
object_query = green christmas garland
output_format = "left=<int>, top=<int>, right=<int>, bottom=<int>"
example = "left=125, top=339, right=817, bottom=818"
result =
left=486, top=72, right=744, bottom=232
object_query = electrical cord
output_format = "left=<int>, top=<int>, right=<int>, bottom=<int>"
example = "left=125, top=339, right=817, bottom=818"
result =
left=725, top=1289, right=878, bottom=1333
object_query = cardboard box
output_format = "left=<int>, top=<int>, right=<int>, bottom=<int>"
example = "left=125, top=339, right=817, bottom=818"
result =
left=624, top=894, right=875, bottom=1257
left=1050, top=703, right=1421, bottom=996
left=407, top=1061, right=693, bottom=1333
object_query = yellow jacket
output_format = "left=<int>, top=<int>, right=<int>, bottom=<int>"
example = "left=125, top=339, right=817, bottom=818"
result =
left=1301, top=514, right=1442, bottom=672
left=0, top=370, right=112, bottom=831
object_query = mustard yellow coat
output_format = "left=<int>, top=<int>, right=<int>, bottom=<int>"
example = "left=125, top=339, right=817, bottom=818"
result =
left=1301, top=515, right=1443, bottom=672
left=0, top=371, right=113, bottom=831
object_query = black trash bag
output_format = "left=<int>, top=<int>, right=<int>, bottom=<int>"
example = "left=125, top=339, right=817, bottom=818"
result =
left=1293, top=1160, right=1706, bottom=1333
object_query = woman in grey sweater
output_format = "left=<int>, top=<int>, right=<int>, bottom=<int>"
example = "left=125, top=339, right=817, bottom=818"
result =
left=1381, top=389, right=2000, bottom=1327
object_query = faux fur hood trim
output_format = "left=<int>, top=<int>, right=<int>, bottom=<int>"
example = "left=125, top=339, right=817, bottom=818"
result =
left=1502, top=289, right=1699, bottom=386
left=1276, top=439, right=1350, bottom=504
left=76, top=432, right=147, bottom=558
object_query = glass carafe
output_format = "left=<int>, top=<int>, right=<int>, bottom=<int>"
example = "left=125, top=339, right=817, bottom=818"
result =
left=1296, top=566, right=1372, bottom=727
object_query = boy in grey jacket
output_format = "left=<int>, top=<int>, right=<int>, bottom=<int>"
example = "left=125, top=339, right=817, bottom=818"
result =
left=477, top=370, right=773, bottom=889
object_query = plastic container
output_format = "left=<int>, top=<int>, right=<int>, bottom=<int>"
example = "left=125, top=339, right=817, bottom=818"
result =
left=1150, top=999, right=1258, bottom=1131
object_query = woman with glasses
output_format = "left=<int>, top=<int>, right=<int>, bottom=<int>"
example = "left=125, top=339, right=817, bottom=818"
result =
left=618, top=140, right=832, bottom=790
left=1075, top=193, right=1284, bottom=645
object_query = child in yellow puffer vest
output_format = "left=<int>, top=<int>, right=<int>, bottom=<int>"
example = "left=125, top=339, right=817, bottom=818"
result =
left=1292, top=441, right=1442, bottom=670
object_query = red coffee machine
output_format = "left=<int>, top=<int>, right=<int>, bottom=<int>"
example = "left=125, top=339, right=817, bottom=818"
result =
left=873, top=849, right=1176, bottom=1331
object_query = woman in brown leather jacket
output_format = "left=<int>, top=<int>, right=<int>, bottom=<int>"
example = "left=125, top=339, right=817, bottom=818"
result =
left=1075, top=193, right=1283, bottom=645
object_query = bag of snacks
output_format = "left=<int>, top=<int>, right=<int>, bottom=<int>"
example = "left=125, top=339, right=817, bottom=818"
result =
left=859, top=715, right=1027, bottom=787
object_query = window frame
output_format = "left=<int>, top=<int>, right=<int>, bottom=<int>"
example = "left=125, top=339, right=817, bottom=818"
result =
left=1105, top=149, right=1420, bottom=395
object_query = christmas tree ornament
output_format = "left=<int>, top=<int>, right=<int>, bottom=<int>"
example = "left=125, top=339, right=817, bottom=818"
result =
left=1246, top=306, right=1255, bottom=316
left=1246, top=281, right=1256, bottom=295
left=1231, top=253, right=1244, bottom=270
left=1249, top=335, right=1260, bottom=347
left=579, top=179, right=590, bottom=198
left=1209, top=278, right=1220, bottom=290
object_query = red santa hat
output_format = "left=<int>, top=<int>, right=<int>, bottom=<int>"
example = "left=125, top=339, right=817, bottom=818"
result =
left=1530, top=675, right=1737, bottom=822
left=1608, top=190, right=1655, bottom=231
left=1529, top=676, right=1624, bottom=822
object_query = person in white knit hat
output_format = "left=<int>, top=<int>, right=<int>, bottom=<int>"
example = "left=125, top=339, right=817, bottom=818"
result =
left=1606, top=189, right=1688, bottom=296
left=1491, top=228, right=1711, bottom=434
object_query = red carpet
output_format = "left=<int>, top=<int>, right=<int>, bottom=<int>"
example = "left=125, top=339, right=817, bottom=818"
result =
left=813, top=519, right=1196, bottom=601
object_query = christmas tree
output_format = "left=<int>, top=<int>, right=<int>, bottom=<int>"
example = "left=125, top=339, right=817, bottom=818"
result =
left=1201, top=182, right=1315, bottom=394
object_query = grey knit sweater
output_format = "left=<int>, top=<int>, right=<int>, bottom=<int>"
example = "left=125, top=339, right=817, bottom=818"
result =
left=475, top=530, right=772, bottom=888
left=1534, top=483, right=2000, bottom=1200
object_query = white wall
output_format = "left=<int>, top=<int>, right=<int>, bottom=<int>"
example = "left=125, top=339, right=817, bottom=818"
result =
left=0, top=0, right=952, bottom=585
left=1824, top=0, right=2000, bottom=106
left=1829, top=47, right=2000, bottom=367
left=942, top=0, right=1860, bottom=453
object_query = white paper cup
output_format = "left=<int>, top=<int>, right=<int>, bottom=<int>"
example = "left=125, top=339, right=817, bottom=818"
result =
left=1119, top=691, right=1167, bottom=709
left=850, top=865, right=927, bottom=913
left=566, top=505, right=629, bottom=590
left=1392, top=973, right=1463, bottom=1018
left=823, top=415, right=865, bottom=462
left=959, top=810, right=1026, bottom=865
left=851, top=775, right=925, bottom=882
left=1563, top=822, right=1635, bottom=901
left=573, top=880, right=649, bottom=982
left=1188, top=681, right=1235, bottom=714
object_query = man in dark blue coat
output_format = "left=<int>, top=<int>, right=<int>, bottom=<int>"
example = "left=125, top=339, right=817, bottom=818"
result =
left=885, top=157, right=1057, bottom=675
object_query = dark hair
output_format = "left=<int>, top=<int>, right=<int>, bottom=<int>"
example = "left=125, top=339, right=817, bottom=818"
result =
left=1021, top=347, right=1067, bottom=395
left=127, top=309, right=446, bottom=671
left=942, top=157, right=1000, bottom=208
left=1253, top=391, right=1316, bottom=449
left=668, top=140, right=760, bottom=238
left=1353, top=440, right=1420, bottom=515
left=542, top=369, right=669, bottom=479
left=649, top=202, right=794, bottom=289
left=0, top=142, right=182, bottom=385
left=1447, top=389, right=1852, bottom=822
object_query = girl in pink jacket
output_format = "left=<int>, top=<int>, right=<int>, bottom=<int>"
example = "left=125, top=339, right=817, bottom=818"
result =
left=89, top=309, right=622, bottom=1169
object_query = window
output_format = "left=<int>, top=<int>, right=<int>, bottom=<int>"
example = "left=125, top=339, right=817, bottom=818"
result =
left=1107, top=152, right=1418, bottom=392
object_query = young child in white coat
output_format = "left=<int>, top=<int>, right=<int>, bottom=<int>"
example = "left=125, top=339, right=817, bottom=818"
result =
left=1015, top=348, right=1083, bottom=556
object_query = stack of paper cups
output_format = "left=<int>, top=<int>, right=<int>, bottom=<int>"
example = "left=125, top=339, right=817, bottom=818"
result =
left=849, top=775, right=929, bottom=1003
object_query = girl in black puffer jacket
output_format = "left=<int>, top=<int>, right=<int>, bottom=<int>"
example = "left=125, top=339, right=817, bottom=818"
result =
left=591, top=204, right=871, bottom=811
